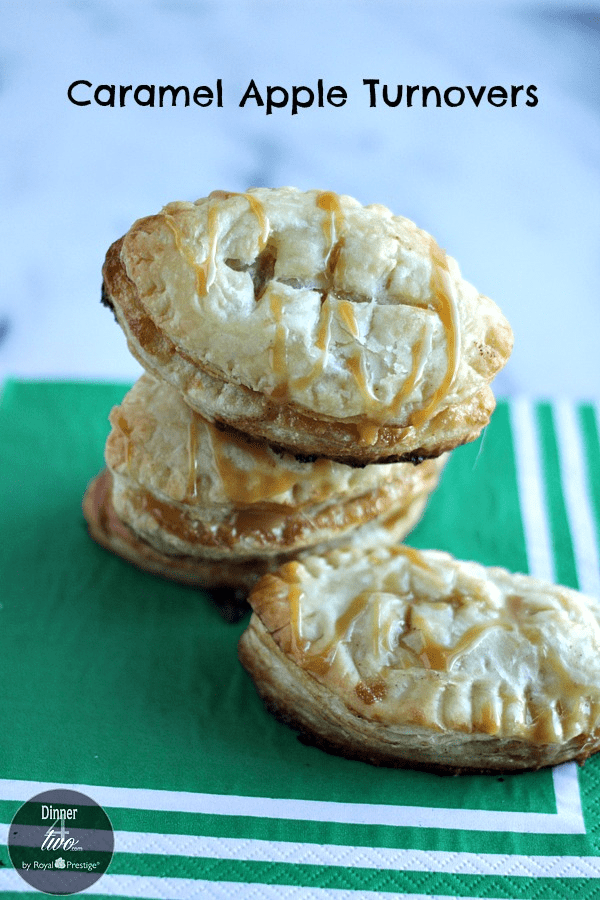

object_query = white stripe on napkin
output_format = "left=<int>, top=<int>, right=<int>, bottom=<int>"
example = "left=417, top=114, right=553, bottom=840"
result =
left=0, top=763, right=585, bottom=835
left=554, top=400, right=600, bottom=599
left=509, top=398, right=555, bottom=581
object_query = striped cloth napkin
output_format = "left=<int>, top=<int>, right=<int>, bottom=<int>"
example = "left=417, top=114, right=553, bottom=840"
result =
left=0, top=380, right=599, bottom=899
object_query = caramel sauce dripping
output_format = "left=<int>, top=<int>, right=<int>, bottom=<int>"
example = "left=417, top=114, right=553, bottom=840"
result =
left=356, top=422, right=380, bottom=446
left=292, top=548, right=433, bottom=675
left=285, top=537, right=592, bottom=743
left=163, top=190, right=269, bottom=297
left=289, top=584, right=304, bottom=656
left=337, top=299, right=359, bottom=338
left=313, top=193, right=459, bottom=436
left=160, top=192, right=458, bottom=439
left=162, top=210, right=216, bottom=297
left=140, top=488, right=296, bottom=549
left=229, top=506, right=290, bottom=542
left=233, top=191, right=270, bottom=250
left=391, top=545, right=435, bottom=572
left=386, top=323, right=428, bottom=417
left=409, top=241, right=461, bottom=427
left=268, top=193, right=343, bottom=400
left=269, top=292, right=289, bottom=398
left=346, top=352, right=379, bottom=407
left=207, top=421, right=299, bottom=505
left=316, top=191, right=344, bottom=269
left=269, top=289, right=335, bottom=399
left=340, top=239, right=458, bottom=436
left=414, top=619, right=518, bottom=674
left=291, top=301, right=333, bottom=393
left=345, top=322, right=427, bottom=440
left=292, top=589, right=375, bottom=678
left=142, top=491, right=200, bottom=544
left=115, top=412, right=134, bottom=466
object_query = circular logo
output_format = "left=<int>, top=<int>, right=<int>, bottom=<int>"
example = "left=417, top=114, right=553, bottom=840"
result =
left=8, top=789, right=114, bottom=895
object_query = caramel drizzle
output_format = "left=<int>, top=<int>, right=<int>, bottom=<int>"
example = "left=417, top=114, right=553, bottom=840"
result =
left=416, top=622, right=514, bottom=672
left=115, top=412, right=134, bottom=466
left=341, top=239, right=458, bottom=431
left=346, top=351, right=379, bottom=407
left=337, top=299, right=359, bottom=338
left=355, top=422, right=380, bottom=446
left=392, top=544, right=435, bottom=572
left=163, top=191, right=269, bottom=297
left=268, top=293, right=288, bottom=397
left=316, top=191, right=345, bottom=269
left=387, top=323, right=429, bottom=416
left=292, top=589, right=374, bottom=678
left=291, top=548, right=434, bottom=674
left=269, top=293, right=334, bottom=398
left=207, top=418, right=299, bottom=505
left=288, top=541, right=595, bottom=741
left=409, top=241, right=461, bottom=427
left=268, top=192, right=343, bottom=399
left=216, top=190, right=270, bottom=251
left=372, top=595, right=384, bottom=658
left=349, top=322, right=429, bottom=441
left=162, top=191, right=459, bottom=433
left=291, top=301, right=333, bottom=393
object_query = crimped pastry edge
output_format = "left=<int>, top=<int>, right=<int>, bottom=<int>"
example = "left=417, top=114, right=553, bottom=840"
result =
left=108, top=451, right=445, bottom=560
left=238, top=613, right=600, bottom=774
left=105, top=372, right=447, bottom=512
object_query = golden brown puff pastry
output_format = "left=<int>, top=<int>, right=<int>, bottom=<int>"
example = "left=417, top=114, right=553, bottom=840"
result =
left=83, top=375, right=445, bottom=613
left=101, top=187, right=513, bottom=466
left=239, top=545, right=600, bottom=772
left=102, top=374, right=445, bottom=559
left=83, top=469, right=437, bottom=619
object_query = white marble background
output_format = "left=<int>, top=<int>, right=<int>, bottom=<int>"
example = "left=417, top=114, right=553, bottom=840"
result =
left=1, top=0, right=599, bottom=399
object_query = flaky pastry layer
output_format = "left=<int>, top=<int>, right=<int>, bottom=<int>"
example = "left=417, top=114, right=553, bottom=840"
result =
left=102, top=187, right=512, bottom=464
left=83, top=469, right=436, bottom=605
left=106, top=373, right=428, bottom=510
left=105, top=375, right=445, bottom=558
left=240, top=546, right=600, bottom=771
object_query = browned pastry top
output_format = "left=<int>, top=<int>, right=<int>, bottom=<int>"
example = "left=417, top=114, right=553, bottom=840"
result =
left=247, top=545, right=600, bottom=750
left=102, top=187, right=512, bottom=464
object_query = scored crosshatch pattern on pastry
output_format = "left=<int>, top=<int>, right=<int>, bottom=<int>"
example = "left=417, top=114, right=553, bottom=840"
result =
left=240, top=547, right=600, bottom=772
left=1, top=383, right=600, bottom=898
left=102, top=188, right=513, bottom=466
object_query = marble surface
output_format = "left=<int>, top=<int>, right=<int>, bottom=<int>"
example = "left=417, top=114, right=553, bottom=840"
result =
left=1, top=1, right=599, bottom=399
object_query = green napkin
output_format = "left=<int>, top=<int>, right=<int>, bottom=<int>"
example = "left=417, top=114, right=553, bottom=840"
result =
left=0, top=380, right=599, bottom=898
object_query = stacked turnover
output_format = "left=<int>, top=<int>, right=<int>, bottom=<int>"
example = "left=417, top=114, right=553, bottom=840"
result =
left=86, top=186, right=511, bottom=613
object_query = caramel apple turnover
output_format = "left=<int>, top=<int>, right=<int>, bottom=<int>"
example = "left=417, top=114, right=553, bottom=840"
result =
left=101, top=188, right=512, bottom=465
left=240, top=545, right=600, bottom=772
